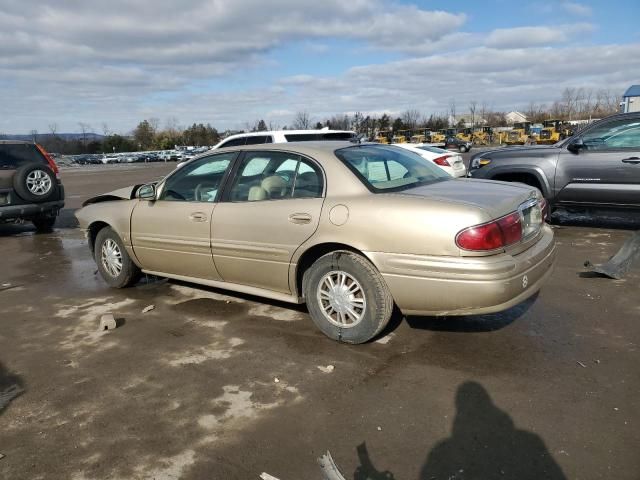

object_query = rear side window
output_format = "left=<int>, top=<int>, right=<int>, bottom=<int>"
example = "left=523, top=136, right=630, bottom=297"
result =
left=244, top=135, right=273, bottom=145
left=0, top=144, right=47, bottom=168
left=284, top=132, right=355, bottom=142
left=218, top=137, right=247, bottom=148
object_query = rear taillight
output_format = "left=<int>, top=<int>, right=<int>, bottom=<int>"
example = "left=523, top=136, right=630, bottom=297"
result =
left=432, top=155, right=452, bottom=167
left=456, top=212, right=523, bottom=251
left=36, top=144, right=59, bottom=176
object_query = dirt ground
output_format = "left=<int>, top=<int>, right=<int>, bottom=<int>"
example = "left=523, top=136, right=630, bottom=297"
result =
left=1, top=163, right=638, bottom=480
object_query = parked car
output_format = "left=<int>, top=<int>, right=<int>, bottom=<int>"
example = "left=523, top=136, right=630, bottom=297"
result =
left=0, top=141, right=65, bottom=231
left=468, top=112, right=640, bottom=209
left=101, top=155, right=120, bottom=164
left=444, top=137, right=473, bottom=153
left=76, top=142, right=555, bottom=344
left=393, top=143, right=466, bottom=177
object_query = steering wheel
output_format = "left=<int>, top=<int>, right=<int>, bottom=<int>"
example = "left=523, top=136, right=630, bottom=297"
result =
left=194, top=182, right=218, bottom=202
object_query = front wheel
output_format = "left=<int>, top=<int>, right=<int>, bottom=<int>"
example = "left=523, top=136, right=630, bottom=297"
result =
left=94, top=227, right=141, bottom=288
left=303, top=251, right=394, bottom=344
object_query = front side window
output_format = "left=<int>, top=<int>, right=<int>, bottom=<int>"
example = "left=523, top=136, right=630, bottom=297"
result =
left=218, top=137, right=246, bottom=148
left=227, top=151, right=323, bottom=202
left=582, top=119, right=640, bottom=150
left=244, top=135, right=273, bottom=145
left=160, top=152, right=235, bottom=202
left=335, top=145, right=450, bottom=192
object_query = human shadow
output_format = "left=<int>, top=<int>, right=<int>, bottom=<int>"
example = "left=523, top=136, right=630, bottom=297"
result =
left=420, top=381, right=566, bottom=480
left=0, top=361, right=25, bottom=416
left=353, top=442, right=396, bottom=480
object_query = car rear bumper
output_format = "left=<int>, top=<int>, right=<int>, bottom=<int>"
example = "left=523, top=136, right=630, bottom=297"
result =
left=0, top=199, right=65, bottom=222
left=366, top=225, right=556, bottom=316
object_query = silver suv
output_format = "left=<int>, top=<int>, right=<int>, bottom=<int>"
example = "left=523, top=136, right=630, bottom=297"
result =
left=0, top=141, right=65, bottom=232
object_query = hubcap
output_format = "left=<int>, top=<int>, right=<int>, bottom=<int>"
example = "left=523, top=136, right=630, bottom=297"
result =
left=26, top=170, right=52, bottom=196
left=317, top=270, right=366, bottom=328
left=101, top=239, right=123, bottom=277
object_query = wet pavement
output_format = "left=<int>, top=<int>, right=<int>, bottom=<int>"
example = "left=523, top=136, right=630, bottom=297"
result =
left=1, top=164, right=639, bottom=479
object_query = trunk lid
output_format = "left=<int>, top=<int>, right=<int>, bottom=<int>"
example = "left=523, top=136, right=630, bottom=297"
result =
left=398, top=178, right=538, bottom=220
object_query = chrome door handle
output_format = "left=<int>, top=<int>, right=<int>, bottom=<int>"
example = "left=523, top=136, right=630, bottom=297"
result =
left=288, top=213, right=312, bottom=224
left=621, top=157, right=640, bottom=164
left=189, top=212, right=208, bottom=222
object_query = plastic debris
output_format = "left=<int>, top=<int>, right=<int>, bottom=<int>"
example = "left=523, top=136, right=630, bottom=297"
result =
left=317, top=365, right=335, bottom=374
left=318, top=451, right=347, bottom=480
left=259, top=473, right=281, bottom=480
left=0, top=453, right=5, bottom=460
left=377, top=426, right=382, bottom=431
left=576, top=361, right=587, bottom=368
left=274, top=377, right=280, bottom=383
left=584, top=231, right=640, bottom=279
left=142, top=305, right=155, bottom=313
left=99, top=313, right=117, bottom=331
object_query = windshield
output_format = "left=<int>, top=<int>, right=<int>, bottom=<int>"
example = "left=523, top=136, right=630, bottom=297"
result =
left=335, top=144, right=450, bottom=192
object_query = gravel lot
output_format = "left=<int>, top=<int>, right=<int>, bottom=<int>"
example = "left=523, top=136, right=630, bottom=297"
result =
left=1, top=162, right=638, bottom=480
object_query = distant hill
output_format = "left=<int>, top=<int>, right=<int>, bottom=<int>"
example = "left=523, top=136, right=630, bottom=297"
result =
left=0, top=133, right=105, bottom=142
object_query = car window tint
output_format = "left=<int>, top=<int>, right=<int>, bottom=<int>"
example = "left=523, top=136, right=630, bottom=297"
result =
left=0, top=144, right=47, bottom=169
left=244, top=135, right=271, bottom=145
left=582, top=119, right=640, bottom=150
left=336, top=145, right=449, bottom=192
left=218, top=137, right=246, bottom=148
left=228, top=151, right=322, bottom=201
left=160, top=152, right=234, bottom=202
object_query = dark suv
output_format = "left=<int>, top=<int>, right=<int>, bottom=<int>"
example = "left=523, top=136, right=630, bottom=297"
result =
left=468, top=113, right=640, bottom=209
left=0, top=141, right=65, bottom=231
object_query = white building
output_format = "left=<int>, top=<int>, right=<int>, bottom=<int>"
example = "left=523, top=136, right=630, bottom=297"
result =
left=505, top=111, right=528, bottom=124
left=621, top=85, right=640, bottom=113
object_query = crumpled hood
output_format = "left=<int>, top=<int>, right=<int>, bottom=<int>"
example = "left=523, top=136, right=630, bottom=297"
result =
left=82, top=185, right=142, bottom=206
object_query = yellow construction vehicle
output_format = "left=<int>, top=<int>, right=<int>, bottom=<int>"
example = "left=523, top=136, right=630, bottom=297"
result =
left=375, top=130, right=392, bottom=144
left=391, top=134, right=407, bottom=143
left=472, top=126, right=493, bottom=145
left=538, top=119, right=562, bottom=144
left=505, top=122, right=532, bottom=145
left=456, top=128, right=474, bottom=143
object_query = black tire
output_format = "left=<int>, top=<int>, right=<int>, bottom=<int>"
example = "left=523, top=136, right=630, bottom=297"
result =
left=303, top=251, right=394, bottom=344
left=32, top=216, right=56, bottom=233
left=94, top=227, right=141, bottom=288
left=13, top=163, right=57, bottom=203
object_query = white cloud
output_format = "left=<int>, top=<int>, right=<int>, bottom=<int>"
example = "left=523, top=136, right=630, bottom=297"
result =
left=0, top=1, right=636, bottom=134
left=562, top=2, right=593, bottom=16
left=485, top=23, right=594, bottom=48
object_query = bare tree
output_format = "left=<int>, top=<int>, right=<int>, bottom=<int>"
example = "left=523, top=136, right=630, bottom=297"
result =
left=401, top=109, right=421, bottom=130
left=449, top=99, right=456, bottom=126
left=30, top=130, right=38, bottom=143
left=292, top=111, right=311, bottom=130
left=78, top=122, right=91, bottom=146
left=101, top=122, right=111, bottom=137
left=48, top=123, right=57, bottom=137
left=468, top=101, right=477, bottom=128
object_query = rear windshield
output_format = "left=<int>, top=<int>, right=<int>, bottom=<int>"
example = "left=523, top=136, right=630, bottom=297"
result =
left=285, top=132, right=355, bottom=142
left=417, top=145, right=450, bottom=154
left=335, top=145, right=450, bottom=192
left=0, top=144, right=47, bottom=169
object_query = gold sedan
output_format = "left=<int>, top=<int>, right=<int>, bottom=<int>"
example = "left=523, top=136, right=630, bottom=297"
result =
left=76, top=142, right=555, bottom=344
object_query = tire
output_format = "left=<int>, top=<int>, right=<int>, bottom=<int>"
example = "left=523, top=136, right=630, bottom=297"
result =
left=94, top=227, right=141, bottom=288
left=303, top=251, right=394, bottom=344
left=13, top=163, right=57, bottom=203
left=32, top=216, right=56, bottom=233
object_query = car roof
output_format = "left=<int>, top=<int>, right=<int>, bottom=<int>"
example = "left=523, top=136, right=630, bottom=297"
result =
left=222, top=129, right=354, bottom=139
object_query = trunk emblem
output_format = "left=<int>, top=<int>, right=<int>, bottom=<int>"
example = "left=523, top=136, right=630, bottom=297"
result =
left=522, top=275, right=529, bottom=289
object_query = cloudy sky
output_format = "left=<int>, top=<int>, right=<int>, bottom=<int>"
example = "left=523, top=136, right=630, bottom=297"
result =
left=1, top=0, right=639, bottom=134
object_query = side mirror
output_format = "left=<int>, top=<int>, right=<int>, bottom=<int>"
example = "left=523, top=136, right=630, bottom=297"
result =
left=567, top=138, right=584, bottom=153
left=137, top=183, right=156, bottom=200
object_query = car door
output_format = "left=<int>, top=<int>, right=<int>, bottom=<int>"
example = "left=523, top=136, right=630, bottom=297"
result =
left=130, top=151, right=237, bottom=279
left=211, top=150, right=325, bottom=293
left=556, top=117, right=640, bottom=206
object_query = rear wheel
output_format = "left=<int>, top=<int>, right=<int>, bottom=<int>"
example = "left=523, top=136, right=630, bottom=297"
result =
left=94, top=227, right=141, bottom=288
left=13, top=163, right=57, bottom=202
left=303, top=251, right=393, bottom=344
